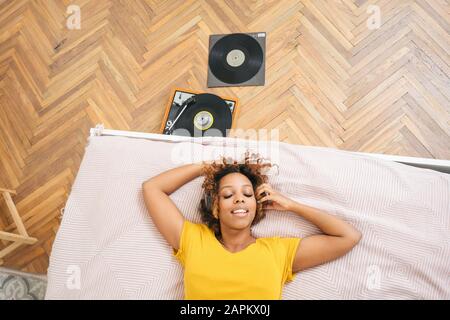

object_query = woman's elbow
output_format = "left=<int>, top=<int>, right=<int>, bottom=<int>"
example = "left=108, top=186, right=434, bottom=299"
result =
left=349, top=230, right=362, bottom=246
left=142, top=179, right=156, bottom=193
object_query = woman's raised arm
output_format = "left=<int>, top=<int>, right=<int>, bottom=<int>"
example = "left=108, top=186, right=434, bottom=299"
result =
left=288, top=201, right=362, bottom=272
left=256, top=183, right=362, bottom=272
left=142, top=163, right=203, bottom=250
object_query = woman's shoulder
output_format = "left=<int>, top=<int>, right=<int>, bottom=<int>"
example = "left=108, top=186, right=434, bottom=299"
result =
left=255, top=236, right=300, bottom=259
left=183, top=220, right=212, bottom=235
left=256, top=235, right=299, bottom=248
left=255, top=235, right=281, bottom=245
left=184, top=220, right=209, bottom=228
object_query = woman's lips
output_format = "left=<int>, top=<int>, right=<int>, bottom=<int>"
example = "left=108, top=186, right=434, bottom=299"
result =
left=231, top=209, right=248, bottom=217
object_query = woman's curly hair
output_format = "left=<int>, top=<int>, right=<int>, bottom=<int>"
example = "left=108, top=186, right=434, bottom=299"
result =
left=199, top=151, right=273, bottom=240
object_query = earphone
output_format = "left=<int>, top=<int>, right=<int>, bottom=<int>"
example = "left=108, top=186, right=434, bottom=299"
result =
left=204, top=192, right=213, bottom=212
left=204, top=191, right=219, bottom=219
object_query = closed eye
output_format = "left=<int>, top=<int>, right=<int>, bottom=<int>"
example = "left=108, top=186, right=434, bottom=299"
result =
left=224, top=193, right=253, bottom=199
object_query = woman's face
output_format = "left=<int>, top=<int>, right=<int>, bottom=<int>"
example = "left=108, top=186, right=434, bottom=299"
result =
left=216, top=172, right=257, bottom=230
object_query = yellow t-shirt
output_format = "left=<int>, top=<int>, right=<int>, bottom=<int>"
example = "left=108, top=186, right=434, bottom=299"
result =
left=173, top=220, right=301, bottom=300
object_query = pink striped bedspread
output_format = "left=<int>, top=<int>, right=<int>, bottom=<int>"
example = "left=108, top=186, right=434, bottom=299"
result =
left=45, top=135, right=450, bottom=299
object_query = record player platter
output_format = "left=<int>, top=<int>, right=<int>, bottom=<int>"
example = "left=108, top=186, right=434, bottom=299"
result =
left=170, top=93, right=232, bottom=137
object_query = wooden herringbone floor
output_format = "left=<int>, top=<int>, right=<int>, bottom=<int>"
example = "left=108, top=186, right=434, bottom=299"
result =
left=0, top=0, right=449, bottom=274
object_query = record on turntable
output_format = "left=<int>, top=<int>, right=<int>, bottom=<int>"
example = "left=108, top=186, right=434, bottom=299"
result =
left=160, top=88, right=239, bottom=137
left=207, top=32, right=266, bottom=87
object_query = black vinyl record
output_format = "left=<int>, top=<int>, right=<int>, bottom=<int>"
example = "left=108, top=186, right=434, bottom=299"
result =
left=209, top=33, right=264, bottom=84
left=172, top=93, right=232, bottom=137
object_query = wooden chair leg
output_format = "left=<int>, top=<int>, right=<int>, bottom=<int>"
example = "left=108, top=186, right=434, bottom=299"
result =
left=0, top=187, right=16, bottom=194
left=0, top=188, right=36, bottom=266
left=2, top=192, right=28, bottom=236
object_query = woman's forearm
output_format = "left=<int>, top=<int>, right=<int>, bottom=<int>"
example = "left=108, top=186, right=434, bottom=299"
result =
left=288, top=200, right=361, bottom=239
left=142, top=163, right=203, bottom=195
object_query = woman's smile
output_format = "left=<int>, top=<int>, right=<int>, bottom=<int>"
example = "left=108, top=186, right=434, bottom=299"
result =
left=231, top=208, right=249, bottom=217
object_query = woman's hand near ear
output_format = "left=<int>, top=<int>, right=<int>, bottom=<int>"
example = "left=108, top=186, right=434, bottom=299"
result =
left=255, top=183, right=295, bottom=211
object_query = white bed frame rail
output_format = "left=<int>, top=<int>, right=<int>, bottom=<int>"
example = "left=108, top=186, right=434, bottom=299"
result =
left=90, top=124, right=450, bottom=175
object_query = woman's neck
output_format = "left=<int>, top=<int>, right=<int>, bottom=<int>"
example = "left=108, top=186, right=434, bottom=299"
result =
left=219, top=226, right=256, bottom=252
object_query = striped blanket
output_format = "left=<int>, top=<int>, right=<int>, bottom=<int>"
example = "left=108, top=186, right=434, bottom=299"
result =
left=45, top=135, right=450, bottom=299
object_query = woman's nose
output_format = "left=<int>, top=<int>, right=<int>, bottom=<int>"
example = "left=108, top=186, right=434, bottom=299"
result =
left=234, top=197, right=244, bottom=204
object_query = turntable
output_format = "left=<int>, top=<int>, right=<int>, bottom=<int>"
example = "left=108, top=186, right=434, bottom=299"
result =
left=160, top=88, right=240, bottom=137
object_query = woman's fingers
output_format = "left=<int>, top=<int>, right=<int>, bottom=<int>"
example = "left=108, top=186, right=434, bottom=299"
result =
left=256, top=183, right=270, bottom=191
left=257, top=188, right=270, bottom=198
left=257, top=194, right=272, bottom=203
left=256, top=183, right=273, bottom=197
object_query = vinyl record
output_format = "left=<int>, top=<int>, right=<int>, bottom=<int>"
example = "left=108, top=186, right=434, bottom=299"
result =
left=209, top=33, right=263, bottom=84
left=172, top=93, right=232, bottom=137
